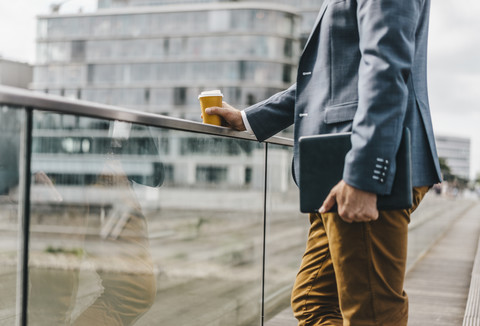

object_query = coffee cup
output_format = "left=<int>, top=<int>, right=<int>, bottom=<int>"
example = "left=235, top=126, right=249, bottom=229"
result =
left=198, top=90, right=223, bottom=126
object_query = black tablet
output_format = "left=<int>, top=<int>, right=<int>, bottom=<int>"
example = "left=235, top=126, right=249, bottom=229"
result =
left=299, top=128, right=412, bottom=213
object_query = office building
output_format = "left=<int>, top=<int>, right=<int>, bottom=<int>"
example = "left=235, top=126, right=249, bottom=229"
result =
left=96, top=0, right=322, bottom=44
left=32, top=1, right=313, bottom=120
left=0, top=58, right=33, bottom=89
left=30, top=0, right=323, bottom=194
left=436, top=134, right=471, bottom=180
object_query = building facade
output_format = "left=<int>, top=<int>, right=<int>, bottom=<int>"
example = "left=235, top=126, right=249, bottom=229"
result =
left=435, top=135, right=471, bottom=180
left=33, top=2, right=310, bottom=120
left=29, top=0, right=322, bottom=196
left=96, top=0, right=322, bottom=44
left=0, top=58, right=33, bottom=89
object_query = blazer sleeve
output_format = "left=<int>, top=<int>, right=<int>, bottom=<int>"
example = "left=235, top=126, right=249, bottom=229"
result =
left=343, top=0, right=421, bottom=195
left=243, top=84, right=296, bottom=142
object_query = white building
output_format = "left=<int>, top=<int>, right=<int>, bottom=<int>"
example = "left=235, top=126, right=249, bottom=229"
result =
left=28, top=0, right=322, bottom=199
left=436, top=134, right=471, bottom=180
left=0, top=58, right=33, bottom=89
left=32, top=1, right=307, bottom=120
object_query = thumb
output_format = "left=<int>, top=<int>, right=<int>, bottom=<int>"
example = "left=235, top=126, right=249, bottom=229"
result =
left=319, top=188, right=337, bottom=214
left=205, top=107, right=221, bottom=115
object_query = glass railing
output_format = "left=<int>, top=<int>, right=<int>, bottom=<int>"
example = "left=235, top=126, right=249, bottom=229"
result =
left=0, top=85, right=306, bottom=326
left=0, top=85, right=468, bottom=326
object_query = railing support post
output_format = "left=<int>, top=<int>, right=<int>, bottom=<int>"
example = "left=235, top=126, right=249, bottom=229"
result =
left=261, top=143, right=269, bottom=326
left=15, top=108, right=32, bottom=326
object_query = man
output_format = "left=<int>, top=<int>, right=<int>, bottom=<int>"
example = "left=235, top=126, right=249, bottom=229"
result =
left=206, top=0, right=442, bottom=324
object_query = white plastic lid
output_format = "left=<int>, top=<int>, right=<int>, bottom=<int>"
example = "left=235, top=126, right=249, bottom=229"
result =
left=198, top=90, right=223, bottom=99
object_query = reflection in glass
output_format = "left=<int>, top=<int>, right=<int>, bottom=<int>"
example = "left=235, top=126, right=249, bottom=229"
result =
left=29, top=114, right=160, bottom=325
left=0, top=106, right=24, bottom=324
left=28, top=111, right=266, bottom=325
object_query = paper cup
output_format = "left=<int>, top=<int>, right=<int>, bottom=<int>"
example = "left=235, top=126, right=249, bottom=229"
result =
left=198, top=90, right=223, bottom=126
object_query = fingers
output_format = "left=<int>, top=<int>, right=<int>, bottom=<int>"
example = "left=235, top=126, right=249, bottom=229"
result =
left=338, top=208, right=378, bottom=223
left=204, top=106, right=228, bottom=127
left=205, top=102, right=230, bottom=115
left=319, top=180, right=379, bottom=223
left=205, top=102, right=233, bottom=116
left=205, top=102, right=246, bottom=131
left=319, top=187, right=337, bottom=214
left=205, top=106, right=221, bottom=116
left=338, top=202, right=379, bottom=223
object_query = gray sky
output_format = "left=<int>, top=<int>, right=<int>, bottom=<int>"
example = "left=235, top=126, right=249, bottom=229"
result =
left=427, top=0, right=480, bottom=179
left=0, top=0, right=479, bottom=179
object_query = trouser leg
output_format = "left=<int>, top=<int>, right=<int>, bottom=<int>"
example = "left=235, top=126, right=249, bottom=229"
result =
left=292, top=186, right=429, bottom=326
left=291, top=214, right=342, bottom=326
left=323, top=186, right=429, bottom=326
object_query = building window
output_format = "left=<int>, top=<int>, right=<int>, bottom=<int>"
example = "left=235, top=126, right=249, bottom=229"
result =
left=87, top=64, right=94, bottom=84
left=282, top=64, right=292, bottom=83
left=174, top=87, right=187, bottom=106
left=245, top=167, right=252, bottom=185
left=208, top=10, right=231, bottom=31
left=246, top=93, right=256, bottom=106
left=162, top=164, right=174, bottom=184
left=164, top=38, right=170, bottom=54
left=235, top=87, right=241, bottom=102
left=144, top=88, right=150, bottom=104
left=71, top=40, right=86, bottom=62
left=284, top=39, right=293, bottom=58
left=196, top=166, right=227, bottom=184
left=239, top=61, right=246, bottom=81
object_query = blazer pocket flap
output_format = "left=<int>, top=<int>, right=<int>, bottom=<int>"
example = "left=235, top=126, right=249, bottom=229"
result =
left=324, top=102, right=357, bottom=124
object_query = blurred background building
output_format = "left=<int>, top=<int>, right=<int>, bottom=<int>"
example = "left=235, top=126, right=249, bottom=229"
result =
left=436, top=134, right=471, bottom=180
left=31, top=0, right=328, bottom=121
left=28, top=0, right=475, bottom=193
left=0, top=58, right=32, bottom=89
left=28, top=0, right=324, bottom=194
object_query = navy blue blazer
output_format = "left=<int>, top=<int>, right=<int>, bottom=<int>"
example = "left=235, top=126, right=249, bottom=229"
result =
left=244, top=0, right=442, bottom=195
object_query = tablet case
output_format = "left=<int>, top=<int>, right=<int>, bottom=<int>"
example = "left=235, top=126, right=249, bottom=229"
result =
left=299, top=128, right=412, bottom=213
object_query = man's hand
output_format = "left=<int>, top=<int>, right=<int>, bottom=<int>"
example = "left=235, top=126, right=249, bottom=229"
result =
left=205, top=102, right=246, bottom=131
left=319, top=180, right=378, bottom=223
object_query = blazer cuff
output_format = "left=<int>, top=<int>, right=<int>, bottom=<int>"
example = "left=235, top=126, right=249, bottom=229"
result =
left=343, top=154, right=396, bottom=195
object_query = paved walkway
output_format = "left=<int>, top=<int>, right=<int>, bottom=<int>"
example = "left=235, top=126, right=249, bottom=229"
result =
left=406, top=201, right=480, bottom=325
left=265, top=200, right=480, bottom=326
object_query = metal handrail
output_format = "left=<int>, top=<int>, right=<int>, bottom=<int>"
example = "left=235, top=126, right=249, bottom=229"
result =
left=0, top=85, right=293, bottom=146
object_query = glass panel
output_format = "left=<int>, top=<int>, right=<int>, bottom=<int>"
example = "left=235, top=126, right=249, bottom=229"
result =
left=0, top=106, right=25, bottom=324
left=71, top=41, right=86, bottom=62
left=28, top=111, right=265, bottom=325
left=49, top=42, right=71, bottom=63
left=208, top=10, right=231, bottom=32
left=37, top=19, right=48, bottom=39
left=263, top=144, right=309, bottom=322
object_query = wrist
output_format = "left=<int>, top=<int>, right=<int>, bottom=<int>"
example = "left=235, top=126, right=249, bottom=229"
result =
left=240, top=111, right=254, bottom=134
